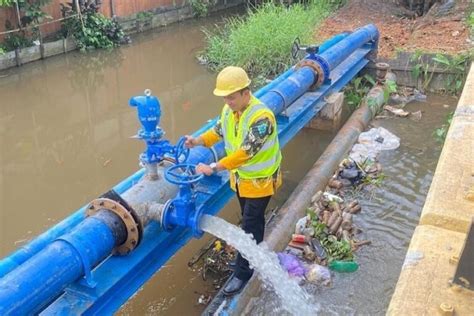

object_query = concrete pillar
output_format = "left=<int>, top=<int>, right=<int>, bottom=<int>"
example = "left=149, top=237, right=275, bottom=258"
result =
left=305, top=92, right=344, bottom=131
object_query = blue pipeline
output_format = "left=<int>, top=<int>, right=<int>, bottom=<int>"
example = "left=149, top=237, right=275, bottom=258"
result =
left=0, top=211, right=122, bottom=315
left=254, top=32, right=349, bottom=98
left=262, top=24, right=378, bottom=115
left=320, top=24, right=379, bottom=71
left=0, top=171, right=144, bottom=278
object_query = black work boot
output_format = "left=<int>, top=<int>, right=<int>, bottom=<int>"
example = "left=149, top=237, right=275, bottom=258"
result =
left=223, top=274, right=247, bottom=296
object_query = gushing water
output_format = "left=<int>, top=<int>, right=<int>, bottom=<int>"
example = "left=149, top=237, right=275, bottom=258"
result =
left=200, top=215, right=318, bottom=315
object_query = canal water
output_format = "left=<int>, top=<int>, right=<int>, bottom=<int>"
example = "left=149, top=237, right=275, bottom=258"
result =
left=0, top=10, right=457, bottom=315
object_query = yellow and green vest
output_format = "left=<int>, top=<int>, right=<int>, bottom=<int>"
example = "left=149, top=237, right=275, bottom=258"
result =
left=220, top=96, right=281, bottom=179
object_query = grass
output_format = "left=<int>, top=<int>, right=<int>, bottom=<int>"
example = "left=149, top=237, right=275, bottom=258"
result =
left=201, top=0, right=345, bottom=81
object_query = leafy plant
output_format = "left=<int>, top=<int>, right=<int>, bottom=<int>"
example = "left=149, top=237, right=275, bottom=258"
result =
left=18, top=0, right=52, bottom=27
left=434, top=111, right=454, bottom=142
left=344, top=74, right=376, bottom=111
left=189, top=0, right=215, bottom=18
left=0, top=0, right=51, bottom=51
left=410, top=50, right=435, bottom=91
left=411, top=51, right=470, bottom=95
left=468, top=10, right=474, bottom=32
left=432, top=53, right=470, bottom=95
left=307, top=210, right=354, bottom=262
left=61, top=0, right=128, bottom=50
left=0, top=0, right=15, bottom=6
left=136, top=11, right=154, bottom=22
left=2, top=31, right=33, bottom=51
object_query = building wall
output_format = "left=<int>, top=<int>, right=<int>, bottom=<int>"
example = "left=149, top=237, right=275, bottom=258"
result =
left=0, top=0, right=185, bottom=40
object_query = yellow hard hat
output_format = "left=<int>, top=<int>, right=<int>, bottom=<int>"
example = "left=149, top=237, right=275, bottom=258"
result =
left=213, top=66, right=251, bottom=97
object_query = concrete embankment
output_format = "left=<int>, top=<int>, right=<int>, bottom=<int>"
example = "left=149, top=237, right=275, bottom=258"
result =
left=387, top=65, right=474, bottom=315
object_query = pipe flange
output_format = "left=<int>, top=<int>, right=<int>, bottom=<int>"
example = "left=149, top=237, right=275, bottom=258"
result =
left=160, top=199, right=174, bottom=231
left=296, top=59, right=326, bottom=90
left=87, top=198, right=140, bottom=255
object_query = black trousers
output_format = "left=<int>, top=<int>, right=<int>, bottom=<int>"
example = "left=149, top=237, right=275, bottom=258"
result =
left=234, top=186, right=271, bottom=281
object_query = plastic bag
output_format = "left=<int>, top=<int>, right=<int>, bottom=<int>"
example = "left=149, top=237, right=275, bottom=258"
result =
left=295, top=216, right=308, bottom=235
left=349, top=127, right=400, bottom=163
left=305, top=264, right=331, bottom=286
left=277, top=253, right=306, bottom=277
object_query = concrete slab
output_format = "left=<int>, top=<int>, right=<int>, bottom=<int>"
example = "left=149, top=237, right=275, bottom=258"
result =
left=419, top=65, right=474, bottom=234
left=387, top=225, right=474, bottom=316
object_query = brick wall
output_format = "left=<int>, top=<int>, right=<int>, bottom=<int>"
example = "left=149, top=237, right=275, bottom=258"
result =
left=0, top=0, right=183, bottom=40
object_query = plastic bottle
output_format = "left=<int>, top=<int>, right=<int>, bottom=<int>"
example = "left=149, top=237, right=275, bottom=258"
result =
left=328, top=260, right=359, bottom=273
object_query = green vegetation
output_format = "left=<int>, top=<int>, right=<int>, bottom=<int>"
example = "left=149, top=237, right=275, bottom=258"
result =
left=0, top=0, right=51, bottom=51
left=61, top=1, right=128, bottom=50
left=344, top=74, right=376, bottom=111
left=136, top=11, right=154, bottom=22
left=201, top=0, right=345, bottom=81
left=434, top=111, right=454, bottom=142
left=0, top=0, right=15, bottom=6
left=190, top=0, right=216, bottom=18
left=411, top=50, right=470, bottom=95
left=307, top=209, right=354, bottom=262
left=432, top=53, right=471, bottom=95
left=1, top=32, right=33, bottom=51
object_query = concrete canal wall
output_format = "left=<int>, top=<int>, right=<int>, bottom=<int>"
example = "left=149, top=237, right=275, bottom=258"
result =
left=0, top=0, right=244, bottom=71
left=387, top=65, right=474, bottom=315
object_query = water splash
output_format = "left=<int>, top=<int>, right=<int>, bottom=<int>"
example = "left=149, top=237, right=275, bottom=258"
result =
left=200, top=214, right=318, bottom=315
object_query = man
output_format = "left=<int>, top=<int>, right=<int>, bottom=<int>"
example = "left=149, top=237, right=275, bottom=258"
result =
left=185, top=66, right=282, bottom=296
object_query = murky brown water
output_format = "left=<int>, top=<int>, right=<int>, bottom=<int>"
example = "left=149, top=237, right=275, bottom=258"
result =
left=0, top=14, right=334, bottom=315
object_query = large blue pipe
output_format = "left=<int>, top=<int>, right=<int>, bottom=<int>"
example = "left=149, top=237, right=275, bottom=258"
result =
left=0, top=211, right=123, bottom=314
left=319, top=24, right=378, bottom=70
left=261, top=24, right=378, bottom=115
left=0, top=32, right=351, bottom=278
left=0, top=26, right=378, bottom=314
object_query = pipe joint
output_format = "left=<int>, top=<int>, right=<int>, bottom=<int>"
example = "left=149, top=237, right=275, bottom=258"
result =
left=296, top=57, right=330, bottom=89
left=87, top=190, right=143, bottom=255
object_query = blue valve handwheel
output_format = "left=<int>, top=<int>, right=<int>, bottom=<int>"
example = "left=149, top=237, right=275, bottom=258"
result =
left=174, top=137, right=190, bottom=164
left=165, top=164, right=203, bottom=185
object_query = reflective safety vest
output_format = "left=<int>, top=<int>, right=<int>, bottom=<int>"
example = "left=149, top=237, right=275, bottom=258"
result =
left=220, top=96, right=282, bottom=180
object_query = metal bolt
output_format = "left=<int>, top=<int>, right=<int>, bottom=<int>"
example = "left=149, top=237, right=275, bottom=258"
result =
left=112, top=204, right=117, bottom=210
left=99, top=202, right=104, bottom=206
left=89, top=205, right=95, bottom=210
left=124, top=214, right=129, bottom=219
left=131, top=227, right=136, bottom=232
left=131, top=240, right=136, bottom=246
left=439, top=303, right=454, bottom=315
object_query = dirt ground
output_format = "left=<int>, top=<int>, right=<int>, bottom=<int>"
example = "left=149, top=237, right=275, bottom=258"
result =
left=315, top=0, right=472, bottom=58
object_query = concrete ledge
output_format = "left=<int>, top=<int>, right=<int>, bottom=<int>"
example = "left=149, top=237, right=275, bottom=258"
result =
left=419, top=65, right=474, bottom=234
left=387, top=225, right=473, bottom=316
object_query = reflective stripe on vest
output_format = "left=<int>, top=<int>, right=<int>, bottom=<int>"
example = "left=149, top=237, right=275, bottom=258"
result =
left=220, top=96, right=281, bottom=179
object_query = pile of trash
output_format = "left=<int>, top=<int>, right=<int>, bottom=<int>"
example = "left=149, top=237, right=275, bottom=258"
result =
left=188, top=238, right=236, bottom=304
left=279, top=189, right=368, bottom=286
left=378, top=87, right=427, bottom=121
left=279, top=127, right=401, bottom=286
